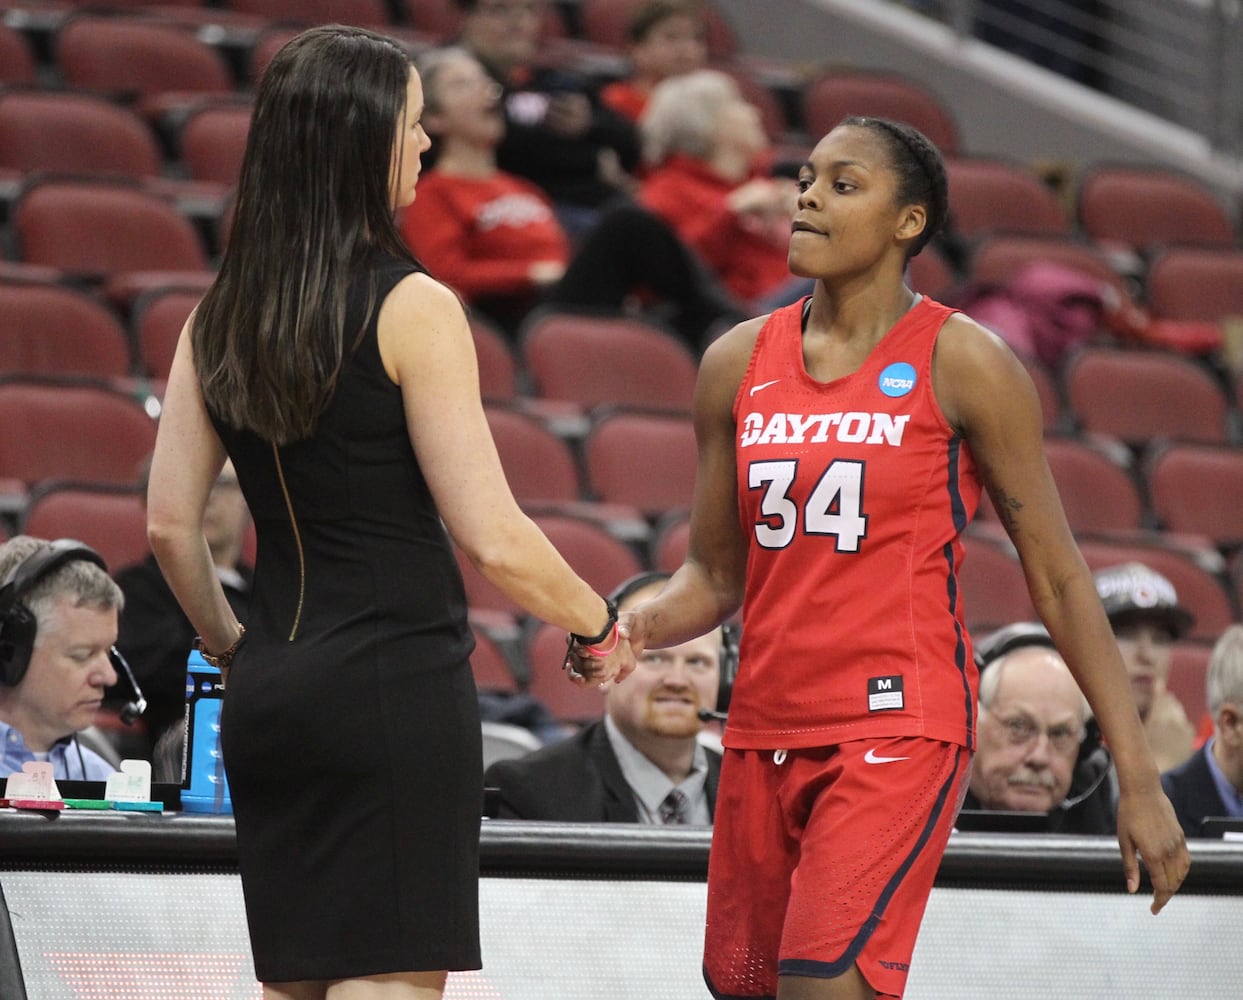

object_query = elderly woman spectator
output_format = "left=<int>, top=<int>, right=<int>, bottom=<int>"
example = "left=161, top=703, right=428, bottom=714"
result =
left=638, top=69, right=805, bottom=311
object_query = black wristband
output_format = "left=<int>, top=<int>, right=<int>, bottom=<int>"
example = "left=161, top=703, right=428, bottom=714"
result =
left=570, top=598, right=618, bottom=648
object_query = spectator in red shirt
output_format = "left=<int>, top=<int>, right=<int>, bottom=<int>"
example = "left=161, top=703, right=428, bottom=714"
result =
left=401, top=46, right=744, bottom=344
left=453, top=0, right=640, bottom=236
left=600, top=0, right=710, bottom=123
left=639, top=68, right=806, bottom=310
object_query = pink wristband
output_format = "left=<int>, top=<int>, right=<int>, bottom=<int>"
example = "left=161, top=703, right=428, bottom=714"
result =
left=581, top=622, right=620, bottom=657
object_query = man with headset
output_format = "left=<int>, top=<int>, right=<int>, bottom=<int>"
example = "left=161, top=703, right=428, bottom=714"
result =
left=0, top=535, right=130, bottom=781
left=962, top=621, right=1116, bottom=835
left=485, top=571, right=731, bottom=823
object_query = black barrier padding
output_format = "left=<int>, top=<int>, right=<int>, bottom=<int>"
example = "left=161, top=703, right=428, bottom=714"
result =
left=0, top=880, right=29, bottom=1000
left=2, top=813, right=1243, bottom=893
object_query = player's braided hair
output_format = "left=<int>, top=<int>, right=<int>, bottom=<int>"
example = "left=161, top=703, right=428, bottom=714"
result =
left=840, top=115, right=948, bottom=259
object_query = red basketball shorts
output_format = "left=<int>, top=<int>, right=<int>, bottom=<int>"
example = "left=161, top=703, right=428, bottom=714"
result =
left=703, top=736, right=971, bottom=999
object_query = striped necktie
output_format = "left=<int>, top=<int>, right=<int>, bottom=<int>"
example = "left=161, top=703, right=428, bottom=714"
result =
left=658, top=788, right=689, bottom=825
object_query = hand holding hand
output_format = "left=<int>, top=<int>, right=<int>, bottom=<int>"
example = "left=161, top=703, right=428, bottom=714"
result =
left=562, top=622, right=635, bottom=688
left=1115, top=785, right=1191, bottom=914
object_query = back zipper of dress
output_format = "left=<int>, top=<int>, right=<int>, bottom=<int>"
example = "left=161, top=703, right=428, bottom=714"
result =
left=272, top=442, right=305, bottom=641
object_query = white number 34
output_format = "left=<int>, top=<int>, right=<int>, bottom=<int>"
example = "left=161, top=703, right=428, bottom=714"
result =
left=748, top=459, right=868, bottom=552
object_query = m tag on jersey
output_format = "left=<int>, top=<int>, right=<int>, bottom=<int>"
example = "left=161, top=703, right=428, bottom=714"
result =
left=868, top=675, right=904, bottom=711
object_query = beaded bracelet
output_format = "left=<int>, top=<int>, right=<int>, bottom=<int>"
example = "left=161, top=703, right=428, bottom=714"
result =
left=195, top=624, right=246, bottom=670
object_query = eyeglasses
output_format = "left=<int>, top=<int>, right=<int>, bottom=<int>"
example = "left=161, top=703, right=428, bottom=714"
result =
left=989, top=712, right=1083, bottom=755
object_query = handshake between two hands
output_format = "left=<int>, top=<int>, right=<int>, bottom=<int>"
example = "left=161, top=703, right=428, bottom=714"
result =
left=562, top=612, right=640, bottom=688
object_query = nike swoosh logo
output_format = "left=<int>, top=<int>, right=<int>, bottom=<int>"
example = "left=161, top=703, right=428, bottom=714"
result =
left=749, top=378, right=781, bottom=396
left=864, top=748, right=910, bottom=765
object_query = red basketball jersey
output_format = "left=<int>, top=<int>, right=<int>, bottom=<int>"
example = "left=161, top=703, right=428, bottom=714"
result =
left=728, top=296, right=981, bottom=750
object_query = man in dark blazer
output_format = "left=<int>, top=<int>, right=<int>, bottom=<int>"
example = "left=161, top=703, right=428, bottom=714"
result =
left=485, top=572, right=726, bottom=823
left=1161, top=624, right=1243, bottom=837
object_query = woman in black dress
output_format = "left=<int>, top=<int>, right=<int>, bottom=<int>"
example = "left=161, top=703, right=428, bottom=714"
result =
left=147, top=25, right=630, bottom=1000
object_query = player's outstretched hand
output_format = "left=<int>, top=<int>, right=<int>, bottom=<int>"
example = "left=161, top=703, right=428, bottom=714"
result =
left=562, top=625, right=635, bottom=688
left=1115, top=785, right=1190, bottom=915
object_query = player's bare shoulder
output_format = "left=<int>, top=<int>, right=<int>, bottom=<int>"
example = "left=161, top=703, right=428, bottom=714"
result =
left=934, top=310, right=1040, bottom=435
left=697, top=313, right=769, bottom=410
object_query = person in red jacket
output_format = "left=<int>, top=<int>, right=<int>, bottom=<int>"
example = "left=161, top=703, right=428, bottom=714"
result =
left=600, top=0, right=710, bottom=123
left=638, top=68, right=804, bottom=310
left=400, top=46, right=744, bottom=345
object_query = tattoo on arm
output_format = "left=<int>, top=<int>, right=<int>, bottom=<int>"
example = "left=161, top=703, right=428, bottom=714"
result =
left=995, top=489, right=1025, bottom=534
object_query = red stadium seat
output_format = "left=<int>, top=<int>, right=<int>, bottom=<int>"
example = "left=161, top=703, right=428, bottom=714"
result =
left=520, top=310, right=699, bottom=414
left=1145, top=247, right=1243, bottom=323
left=470, top=316, right=519, bottom=404
left=650, top=508, right=691, bottom=573
left=20, top=482, right=150, bottom=573
left=1146, top=442, right=1243, bottom=549
left=396, top=0, right=465, bottom=38
left=13, top=178, right=214, bottom=304
left=248, top=26, right=303, bottom=83
left=968, top=234, right=1127, bottom=301
left=0, top=90, right=162, bottom=181
left=55, top=15, right=235, bottom=121
left=1167, top=641, right=1213, bottom=725
left=177, top=101, right=253, bottom=187
left=1077, top=164, right=1237, bottom=255
left=470, top=625, right=520, bottom=694
left=802, top=69, right=959, bottom=156
left=0, top=282, right=133, bottom=380
left=1043, top=433, right=1144, bottom=535
left=524, top=622, right=607, bottom=726
left=907, top=244, right=957, bottom=301
left=959, top=530, right=1035, bottom=633
left=583, top=409, right=697, bottom=517
left=0, top=23, right=38, bottom=85
left=131, top=285, right=203, bottom=381
left=224, top=0, right=392, bottom=26
left=0, top=379, right=157, bottom=491
left=945, top=156, right=1070, bottom=240
left=1063, top=346, right=1230, bottom=447
left=484, top=404, right=582, bottom=507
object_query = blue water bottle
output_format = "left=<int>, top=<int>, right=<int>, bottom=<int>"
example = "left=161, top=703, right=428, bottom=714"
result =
left=181, top=647, right=232, bottom=813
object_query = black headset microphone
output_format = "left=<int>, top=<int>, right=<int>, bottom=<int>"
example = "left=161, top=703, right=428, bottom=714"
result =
left=0, top=539, right=147, bottom=724
left=973, top=620, right=1109, bottom=813
left=608, top=572, right=739, bottom=725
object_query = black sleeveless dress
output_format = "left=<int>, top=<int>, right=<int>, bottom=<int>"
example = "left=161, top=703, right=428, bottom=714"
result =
left=213, top=253, right=482, bottom=983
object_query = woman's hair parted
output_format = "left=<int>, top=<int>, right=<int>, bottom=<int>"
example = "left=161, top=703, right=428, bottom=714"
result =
left=193, top=25, right=417, bottom=445
left=839, top=115, right=947, bottom=259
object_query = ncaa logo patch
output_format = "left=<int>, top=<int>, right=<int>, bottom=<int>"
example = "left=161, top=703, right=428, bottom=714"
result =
left=878, top=362, right=916, bottom=398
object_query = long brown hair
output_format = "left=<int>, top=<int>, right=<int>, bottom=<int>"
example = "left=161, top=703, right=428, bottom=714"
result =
left=193, top=25, right=417, bottom=444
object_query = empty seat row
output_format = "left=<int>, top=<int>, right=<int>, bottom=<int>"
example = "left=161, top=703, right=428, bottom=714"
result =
left=945, top=158, right=1240, bottom=255
left=961, top=526, right=1240, bottom=643
left=975, top=432, right=1243, bottom=551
